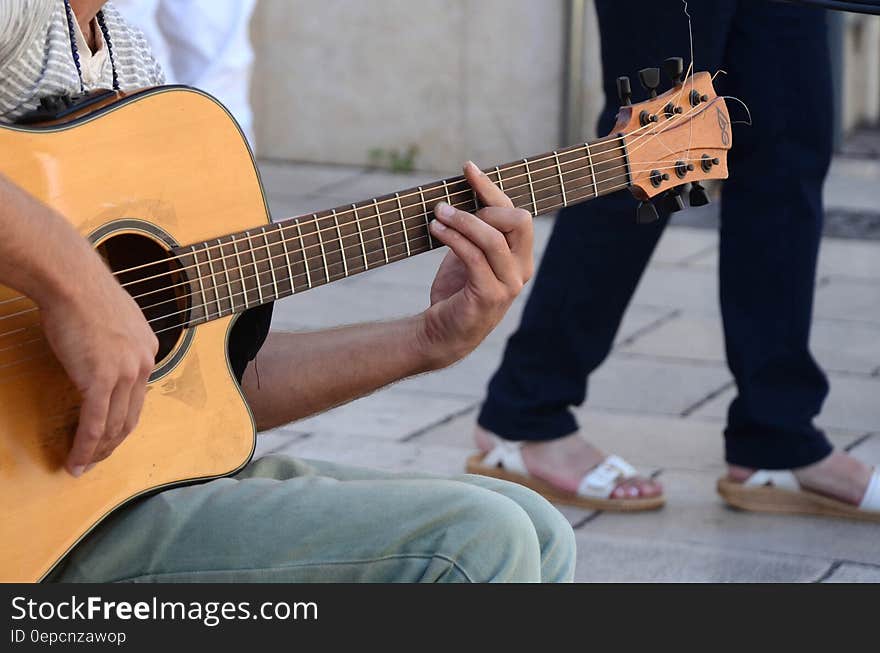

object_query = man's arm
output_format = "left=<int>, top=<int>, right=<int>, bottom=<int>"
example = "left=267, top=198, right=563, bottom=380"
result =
left=0, top=175, right=157, bottom=476
left=242, top=162, right=533, bottom=431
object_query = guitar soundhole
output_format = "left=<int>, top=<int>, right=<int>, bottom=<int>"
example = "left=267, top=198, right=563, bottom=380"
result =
left=96, top=233, right=190, bottom=365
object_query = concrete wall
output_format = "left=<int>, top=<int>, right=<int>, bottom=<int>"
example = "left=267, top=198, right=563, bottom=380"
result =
left=842, top=14, right=880, bottom=132
left=251, top=1, right=880, bottom=172
left=251, top=0, right=601, bottom=172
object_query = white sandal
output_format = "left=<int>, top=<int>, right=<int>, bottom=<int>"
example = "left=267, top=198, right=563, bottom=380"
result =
left=466, top=440, right=664, bottom=512
left=717, top=468, right=880, bottom=522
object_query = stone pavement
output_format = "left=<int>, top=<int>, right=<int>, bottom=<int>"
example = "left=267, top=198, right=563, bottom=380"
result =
left=252, top=156, right=880, bottom=583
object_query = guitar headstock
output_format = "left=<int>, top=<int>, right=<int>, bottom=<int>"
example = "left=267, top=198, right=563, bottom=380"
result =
left=610, top=62, right=732, bottom=219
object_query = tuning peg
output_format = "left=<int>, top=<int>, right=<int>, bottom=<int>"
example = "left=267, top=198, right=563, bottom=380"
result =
left=663, top=57, right=684, bottom=85
left=638, top=68, right=661, bottom=98
left=689, top=181, right=711, bottom=207
left=637, top=201, right=660, bottom=224
left=656, top=187, right=686, bottom=214
left=617, top=76, right=632, bottom=106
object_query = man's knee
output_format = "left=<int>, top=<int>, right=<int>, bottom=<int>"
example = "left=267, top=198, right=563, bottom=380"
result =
left=476, top=481, right=576, bottom=582
left=435, top=483, right=544, bottom=583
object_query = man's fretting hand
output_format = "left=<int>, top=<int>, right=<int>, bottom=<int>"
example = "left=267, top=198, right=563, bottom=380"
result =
left=419, top=161, right=534, bottom=367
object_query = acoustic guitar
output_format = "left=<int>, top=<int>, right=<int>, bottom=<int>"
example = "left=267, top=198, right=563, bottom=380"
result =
left=0, top=66, right=732, bottom=582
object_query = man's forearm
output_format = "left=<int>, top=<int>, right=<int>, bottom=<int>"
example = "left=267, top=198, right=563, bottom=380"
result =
left=241, top=316, right=439, bottom=432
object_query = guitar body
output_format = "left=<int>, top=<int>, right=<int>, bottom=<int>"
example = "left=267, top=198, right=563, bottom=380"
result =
left=0, top=88, right=268, bottom=582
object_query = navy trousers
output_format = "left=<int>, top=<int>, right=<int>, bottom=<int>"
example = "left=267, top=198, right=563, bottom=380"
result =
left=478, top=0, right=833, bottom=469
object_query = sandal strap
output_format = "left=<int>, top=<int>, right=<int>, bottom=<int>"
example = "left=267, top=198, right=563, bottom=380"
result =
left=576, top=454, right=639, bottom=499
left=859, top=469, right=880, bottom=511
left=482, top=440, right=527, bottom=476
left=744, top=469, right=799, bottom=491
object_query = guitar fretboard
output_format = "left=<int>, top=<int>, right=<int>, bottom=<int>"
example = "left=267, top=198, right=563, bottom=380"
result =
left=178, top=134, right=630, bottom=325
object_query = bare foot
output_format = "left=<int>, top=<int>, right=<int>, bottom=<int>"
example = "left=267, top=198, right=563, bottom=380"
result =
left=475, top=426, right=662, bottom=499
left=728, top=450, right=873, bottom=506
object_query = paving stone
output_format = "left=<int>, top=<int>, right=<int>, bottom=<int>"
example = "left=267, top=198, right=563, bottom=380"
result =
left=817, top=238, right=880, bottom=280
left=394, top=342, right=505, bottom=399
left=270, top=279, right=429, bottom=331
left=848, top=433, right=880, bottom=464
left=810, top=319, right=880, bottom=375
left=814, top=278, right=880, bottom=325
left=585, top=355, right=731, bottom=417
left=821, top=563, right=880, bottom=583
left=289, top=388, right=473, bottom=440
left=621, top=312, right=880, bottom=376
left=257, top=161, right=363, bottom=197
left=620, top=312, right=725, bottom=363
left=693, top=374, right=880, bottom=434
left=689, top=238, right=880, bottom=282
left=584, top=469, right=880, bottom=566
left=574, top=531, right=832, bottom=582
left=280, top=431, right=470, bottom=477
left=650, top=227, right=717, bottom=266
left=824, top=157, right=880, bottom=213
left=253, top=427, right=311, bottom=459
left=614, top=305, right=677, bottom=346
left=414, top=408, right=481, bottom=450
left=631, top=265, right=720, bottom=314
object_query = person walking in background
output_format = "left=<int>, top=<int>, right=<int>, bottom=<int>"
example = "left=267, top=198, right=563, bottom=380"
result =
left=468, top=0, right=880, bottom=520
left=114, top=0, right=257, bottom=143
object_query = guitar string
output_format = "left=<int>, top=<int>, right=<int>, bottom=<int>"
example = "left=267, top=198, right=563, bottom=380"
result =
left=0, top=112, right=722, bottom=335
left=0, top=90, right=713, bottom=315
left=0, top=79, right=708, bottom=311
left=0, top=163, right=684, bottom=373
left=94, top=146, right=715, bottom=312
left=0, top=153, right=712, bottom=343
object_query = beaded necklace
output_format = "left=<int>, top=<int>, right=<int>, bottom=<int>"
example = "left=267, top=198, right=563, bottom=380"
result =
left=62, top=0, right=120, bottom=92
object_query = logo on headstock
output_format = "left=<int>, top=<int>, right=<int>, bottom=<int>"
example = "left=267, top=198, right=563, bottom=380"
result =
left=717, top=107, right=730, bottom=146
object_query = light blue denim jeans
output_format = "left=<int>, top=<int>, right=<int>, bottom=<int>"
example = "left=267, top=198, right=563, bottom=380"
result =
left=52, top=455, right=576, bottom=583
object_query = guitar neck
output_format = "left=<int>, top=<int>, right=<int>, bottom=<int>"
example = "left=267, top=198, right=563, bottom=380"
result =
left=179, top=134, right=630, bottom=325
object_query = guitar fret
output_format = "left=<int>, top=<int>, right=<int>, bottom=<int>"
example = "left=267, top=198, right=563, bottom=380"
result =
left=395, top=192, right=410, bottom=257
left=584, top=142, right=599, bottom=197
left=418, top=186, right=433, bottom=249
left=219, top=238, right=234, bottom=315
left=191, top=245, right=209, bottom=319
left=442, top=179, right=452, bottom=206
left=353, top=204, right=368, bottom=270
left=262, top=226, right=279, bottom=299
left=523, top=158, right=537, bottom=215
left=495, top=165, right=504, bottom=191
left=279, top=226, right=296, bottom=293
left=314, top=214, right=331, bottom=283
left=373, top=199, right=389, bottom=264
left=230, top=234, right=249, bottom=309
left=553, top=151, right=568, bottom=206
left=204, top=242, right=222, bottom=317
left=244, top=231, right=263, bottom=304
left=332, top=209, right=349, bottom=277
left=296, top=221, right=313, bottom=289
